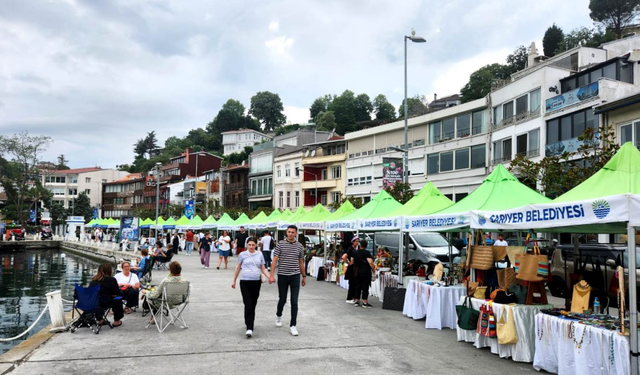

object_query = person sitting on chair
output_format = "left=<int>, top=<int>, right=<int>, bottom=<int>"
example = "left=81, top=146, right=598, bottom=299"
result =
left=89, top=263, right=123, bottom=327
left=115, top=261, right=140, bottom=314
left=131, top=248, right=150, bottom=278
left=141, top=261, right=185, bottom=322
left=152, top=244, right=174, bottom=269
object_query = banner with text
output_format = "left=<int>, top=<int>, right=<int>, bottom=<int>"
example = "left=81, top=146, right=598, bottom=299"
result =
left=359, top=217, right=401, bottom=231
left=403, top=213, right=471, bottom=232
left=325, top=220, right=357, bottom=232
left=382, top=157, right=403, bottom=188
left=470, top=194, right=630, bottom=230
left=120, top=216, right=139, bottom=241
left=298, top=221, right=326, bottom=230
left=628, top=195, right=640, bottom=227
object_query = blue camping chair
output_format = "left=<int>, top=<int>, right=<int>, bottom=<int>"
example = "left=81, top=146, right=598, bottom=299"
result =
left=70, top=284, right=121, bottom=334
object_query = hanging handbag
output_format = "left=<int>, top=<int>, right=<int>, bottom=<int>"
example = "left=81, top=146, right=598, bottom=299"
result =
left=515, top=241, right=548, bottom=282
left=497, top=306, right=518, bottom=345
left=506, top=246, right=526, bottom=265
left=474, top=286, right=488, bottom=300
left=494, top=290, right=518, bottom=304
left=497, top=268, right=517, bottom=290
left=477, top=301, right=497, bottom=338
left=465, top=279, right=479, bottom=297
left=456, top=297, right=480, bottom=330
left=493, top=245, right=507, bottom=262
left=469, top=230, right=494, bottom=271
left=508, top=284, right=527, bottom=304
left=570, top=280, right=591, bottom=313
left=490, top=288, right=505, bottom=300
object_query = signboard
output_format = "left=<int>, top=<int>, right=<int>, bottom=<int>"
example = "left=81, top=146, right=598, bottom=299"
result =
left=30, top=210, right=36, bottom=223
left=359, top=217, right=400, bottom=231
left=120, top=216, right=139, bottom=241
left=382, top=157, right=403, bottom=188
left=545, top=82, right=599, bottom=112
left=403, top=213, right=470, bottom=232
left=0, top=221, right=5, bottom=234
left=184, top=200, right=195, bottom=219
left=325, top=220, right=356, bottom=231
left=92, top=208, right=99, bottom=219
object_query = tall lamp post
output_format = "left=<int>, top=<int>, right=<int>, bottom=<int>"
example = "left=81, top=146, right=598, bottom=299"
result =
left=194, top=152, right=205, bottom=215
left=296, top=167, right=318, bottom=206
left=153, top=162, right=161, bottom=240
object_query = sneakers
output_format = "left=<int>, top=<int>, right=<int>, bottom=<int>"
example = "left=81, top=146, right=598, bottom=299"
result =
left=346, top=299, right=355, bottom=304
left=353, top=301, right=360, bottom=307
left=362, top=303, right=373, bottom=308
left=202, top=265, right=205, bottom=268
left=246, top=329, right=253, bottom=338
left=290, top=326, right=299, bottom=336
left=205, top=266, right=209, bottom=269
left=275, top=316, right=282, bottom=327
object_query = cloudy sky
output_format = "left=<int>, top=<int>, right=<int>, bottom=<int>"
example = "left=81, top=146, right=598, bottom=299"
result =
left=1, top=0, right=593, bottom=168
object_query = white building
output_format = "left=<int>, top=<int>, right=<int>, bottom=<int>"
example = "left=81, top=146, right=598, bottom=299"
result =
left=273, top=150, right=304, bottom=210
left=221, top=128, right=272, bottom=156
left=41, top=167, right=129, bottom=215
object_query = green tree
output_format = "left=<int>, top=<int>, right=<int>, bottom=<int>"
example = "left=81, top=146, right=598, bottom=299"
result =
left=328, top=90, right=357, bottom=135
left=373, top=94, right=396, bottom=120
left=0, top=131, right=52, bottom=224
left=398, top=95, right=428, bottom=119
left=249, top=91, right=287, bottom=132
left=556, top=26, right=617, bottom=53
left=543, top=24, right=564, bottom=57
left=509, top=125, right=619, bottom=198
left=315, top=111, right=336, bottom=131
left=70, top=192, right=93, bottom=221
left=354, top=94, right=373, bottom=122
left=460, top=63, right=511, bottom=103
left=506, top=45, right=528, bottom=73
left=224, top=146, right=253, bottom=166
left=275, top=124, right=301, bottom=136
left=133, top=131, right=159, bottom=159
left=56, top=154, right=70, bottom=170
left=383, top=182, right=414, bottom=204
left=206, top=99, right=260, bottom=139
left=590, top=0, right=640, bottom=38
left=310, top=95, right=334, bottom=121
left=49, top=201, right=67, bottom=227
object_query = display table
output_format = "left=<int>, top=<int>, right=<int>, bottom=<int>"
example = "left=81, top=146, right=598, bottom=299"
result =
left=402, top=280, right=466, bottom=329
left=307, top=256, right=325, bottom=278
left=369, top=270, right=398, bottom=302
left=456, top=296, right=552, bottom=362
left=533, top=313, right=636, bottom=375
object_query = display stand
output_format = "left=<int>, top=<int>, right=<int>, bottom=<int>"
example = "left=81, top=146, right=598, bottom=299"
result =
left=526, top=281, right=548, bottom=305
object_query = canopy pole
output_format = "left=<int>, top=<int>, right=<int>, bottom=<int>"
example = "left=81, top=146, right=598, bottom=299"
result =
left=470, top=229, right=475, bottom=283
left=628, top=224, right=638, bottom=375
left=448, top=232, right=453, bottom=276
left=398, top=229, right=404, bottom=286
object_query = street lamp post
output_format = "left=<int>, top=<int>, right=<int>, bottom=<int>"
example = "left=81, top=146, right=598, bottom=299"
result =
left=153, top=162, right=161, bottom=240
left=296, top=167, right=318, bottom=206
left=403, top=29, right=426, bottom=184
left=194, top=152, right=205, bottom=215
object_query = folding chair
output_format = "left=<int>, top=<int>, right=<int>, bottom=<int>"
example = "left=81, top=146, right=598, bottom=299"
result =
left=138, top=257, right=153, bottom=287
left=70, top=284, right=121, bottom=334
left=146, top=281, right=190, bottom=332
left=155, top=251, right=174, bottom=271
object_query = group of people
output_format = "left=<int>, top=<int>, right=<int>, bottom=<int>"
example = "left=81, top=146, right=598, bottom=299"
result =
left=342, top=237, right=375, bottom=308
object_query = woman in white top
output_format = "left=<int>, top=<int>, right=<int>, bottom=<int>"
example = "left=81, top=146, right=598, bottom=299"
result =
left=232, top=237, right=270, bottom=337
left=217, top=230, right=232, bottom=269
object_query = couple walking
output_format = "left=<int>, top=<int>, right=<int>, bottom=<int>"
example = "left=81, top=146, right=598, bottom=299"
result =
left=231, top=225, right=306, bottom=338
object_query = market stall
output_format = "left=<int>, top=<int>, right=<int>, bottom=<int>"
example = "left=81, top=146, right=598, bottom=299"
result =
left=402, top=279, right=466, bottom=329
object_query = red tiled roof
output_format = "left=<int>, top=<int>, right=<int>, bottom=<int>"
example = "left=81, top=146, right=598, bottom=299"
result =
left=223, top=164, right=250, bottom=171
left=327, top=135, right=344, bottom=141
left=52, top=167, right=102, bottom=175
left=115, top=173, right=143, bottom=182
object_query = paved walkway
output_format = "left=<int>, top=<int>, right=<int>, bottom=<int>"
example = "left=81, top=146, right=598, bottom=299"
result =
left=5, top=251, right=542, bottom=375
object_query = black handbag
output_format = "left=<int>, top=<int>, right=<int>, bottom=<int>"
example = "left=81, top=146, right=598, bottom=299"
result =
left=316, top=267, right=325, bottom=281
left=382, top=287, right=406, bottom=311
left=455, top=297, right=480, bottom=330
left=493, top=290, right=518, bottom=304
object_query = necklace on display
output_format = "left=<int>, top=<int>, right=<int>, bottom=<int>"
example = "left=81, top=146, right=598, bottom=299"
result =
left=572, top=324, right=588, bottom=350
left=537, top=315, right=544, bottom=340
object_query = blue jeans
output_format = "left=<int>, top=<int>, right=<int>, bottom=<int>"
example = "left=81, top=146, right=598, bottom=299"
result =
left=263, top=251, right=272, bottom=269
left=276, top=274, right=301, bottom=327
left=186, top=242, right=193, bottom=255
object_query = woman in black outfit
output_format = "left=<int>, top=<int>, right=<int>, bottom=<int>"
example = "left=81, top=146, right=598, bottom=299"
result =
left=351, top=240, right=375, bottom=308
left=89, top=263, right=123, bottom=327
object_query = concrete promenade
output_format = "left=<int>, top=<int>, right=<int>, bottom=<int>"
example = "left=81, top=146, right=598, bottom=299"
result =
left=2, top=250, right=541, bottom=375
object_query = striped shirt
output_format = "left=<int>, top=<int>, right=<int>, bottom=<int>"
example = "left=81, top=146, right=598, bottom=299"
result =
left=273, top=239, right=304, bottom=276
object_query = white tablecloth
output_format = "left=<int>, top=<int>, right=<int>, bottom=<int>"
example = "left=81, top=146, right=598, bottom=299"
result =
left=534, top=313, right=636, bottom=375
left=307, top=256, right=325, bottom=278
left=402, top=280, right=465, bottom=329
left=456, top=296, right=552, bottom=362
left=369, top=270, right=398, bottom=303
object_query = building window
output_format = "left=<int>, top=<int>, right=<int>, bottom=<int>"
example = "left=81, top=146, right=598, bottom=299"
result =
left=471, top=144, right=486, bottom=169
left=515, top=95, right=528, bottom=116
left=620, top=121, right=640, bottom=149
left=409, top=157, right=424, bottom=175
left=321, top=169, right=327, bottom=180
left=285, top=164, right=290, bottom=177
left=346, top=165, right=373, bottom=186
left=546, top=108, right=599, bottom=145
left=456, top=113, right=471, bottom=138
left=429, top=121, right=441, bottom=144
left=503, top=101, right=514, bottom=120
left=330, top=166, right=342, bottom=179
left=427, top=154, right=439, bottom=175
left=440, top=151, right=454, bottom=172
left=286, top=191, right=291, bottom=207
left=251, top=180, right=257, bottom=195
left=493, top=105, right=503, bottom=126
left=295, top=191, right=300, bottom=207
left=530, top=88, right=541, bottom=113
left=331, top=192, right=341, bottom=203
left=321, top=195, right=327, bottom=205
left=472, top=110, right=486, bottom=135
left=294, top=162, right=300, bottom=177
left=277, top=166, right=281, bottom=178
left=85, top=189, right=91, bottom=195
left=85, top=177, right=91, bottom=183
left=455, top=148, right=470, bottom=170
left=278, top=191, right=283, bottom=207
left=493, top=138, right=512, bottom=163
left=69, top=188, right=78, bottom=196
left=442, top=118, right=455, bottom=141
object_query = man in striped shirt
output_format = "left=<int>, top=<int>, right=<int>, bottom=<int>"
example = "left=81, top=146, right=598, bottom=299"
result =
left=269, top=225, right=306, bottom=336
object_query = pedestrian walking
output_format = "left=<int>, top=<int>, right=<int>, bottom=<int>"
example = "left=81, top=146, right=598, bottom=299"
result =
left=260, top=231, right=274, bottom=270
left=217, top=230, right=231, bottom=269
left=342, top=237, right=359, bottom=304
left=185, top=230, right=194, bottom=256
left=351, top=240, right=375, bottom=308
left=172, top=232, right=180, bottom=253
left=269, top=225, right=306, bottom=336
left=231, top=237, right=270, bottom=338
left=234, top=226, right=249, bottom=256
left=199, top=232, right=213, bottom=268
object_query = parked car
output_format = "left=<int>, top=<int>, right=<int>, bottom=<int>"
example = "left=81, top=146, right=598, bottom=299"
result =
left=547, top=244, right=639, bottom=307
left=374, top=232, right=457, bottom=272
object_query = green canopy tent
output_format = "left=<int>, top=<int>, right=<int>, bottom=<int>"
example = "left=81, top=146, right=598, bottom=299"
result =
left=270, top=209, right=292, bottom=228
left=162, top=217, right=177, bottom=230
left=231, top=213, right=251, bottom=231
left=467, top=143, right=640, bottom=373
left=297, top=204, right=332, bottom=230
left=199, top=215, right=215, bottom=229
left=277, top=207, right=307, bottom=231
left=151, top=217, right=166, bottom=230
left=326, top=190, right=402, bottom=232
left=265, top=209, right=282, bottom=228
left=139, top=218, right=154, bottom=229
left=215, top=213, right=236, bottom=230
left=86, top=219, right=97, bottom=228
left=189, top=215, right=205, bottom=229
left=247, top=211, right=269, bottom=231
left=107, top=218, right=121, bottom=229
left=175, top=215, right=191, bottom=230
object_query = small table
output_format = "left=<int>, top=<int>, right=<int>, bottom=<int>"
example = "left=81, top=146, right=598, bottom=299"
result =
left=402, top=280, right=466, bottom=329
left=533, top=313, right=635, bottom=375
left=456, top=296, right=552, bottom=362
left=307, top=256, right=325, bottom=278
left=369, top=269, right=397, bottom=303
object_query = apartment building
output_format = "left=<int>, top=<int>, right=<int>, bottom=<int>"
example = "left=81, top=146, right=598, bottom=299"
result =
left=222, top=128, right=271, bottom=156
left=41, top=167, right=129, bottom=214
left=161, top=149, right=223, bottom=179
left=345, top=98, right=489, bottom=202
left=101, top=173, right=145, bottom=218
left=222, top=164, right=250, bottom=208
left=300, top=136, right=346, bottom=207
left=248, top=142, right=274, bottom=211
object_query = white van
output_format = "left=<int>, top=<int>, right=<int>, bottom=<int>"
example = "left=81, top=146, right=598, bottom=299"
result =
left=374, top=232, right=457, bottom=270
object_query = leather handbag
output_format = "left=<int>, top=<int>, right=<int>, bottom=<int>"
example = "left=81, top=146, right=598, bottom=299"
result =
left=497, top=268, right=517, bottom=289
left=474, top=286, right=487, bottom=300
left=570, top=280, right=591, bottom=313
left=456, top=297, right=479, bottom=330
left=490, top=288, right=505, bottom=300
left=469, top=231, right=494, bottom=271
left=465, top=279, right=479, bottom=297
left=497, top=306, right=518, bottom=345
left=477, top=301, right=497, bottom=338
left=494, top=290, right=518, bottom=304
left=382, top=287, right=406, bottom=311
left=508, top=284, right=527, bottom=304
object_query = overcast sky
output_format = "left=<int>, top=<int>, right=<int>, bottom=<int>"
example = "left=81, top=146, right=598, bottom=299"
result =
left=0, top=0, right=594, bottom=168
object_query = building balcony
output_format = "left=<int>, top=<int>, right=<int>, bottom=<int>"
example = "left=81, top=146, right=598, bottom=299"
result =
left=302, top=154, right=346, bottom=165
left=225, top=182, right=248, bottom=192
left=301, top=179, right=338, bottom=190
left=491, top=156, right=512, bottom=165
